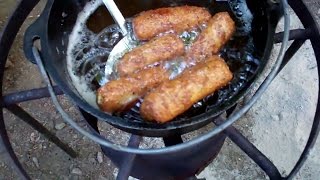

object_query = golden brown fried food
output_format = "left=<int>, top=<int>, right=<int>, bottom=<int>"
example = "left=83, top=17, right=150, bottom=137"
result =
left=117, top=34, right=184, bottom=77
left=140, top=56, right=233, bottom=123
left=133, top=6, right=211, bottom=40
left=185, top=12, right=235, bottom=63
left=97, top=66, right=169, bottom=114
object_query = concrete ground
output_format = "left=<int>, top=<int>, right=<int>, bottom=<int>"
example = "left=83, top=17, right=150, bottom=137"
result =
left=0, top=0, right=319, bottom=179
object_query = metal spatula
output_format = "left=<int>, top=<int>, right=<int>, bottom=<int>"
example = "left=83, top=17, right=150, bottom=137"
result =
left=102, top=0, right=127, bottom=35
left=101, top=0, right=135, bottom=80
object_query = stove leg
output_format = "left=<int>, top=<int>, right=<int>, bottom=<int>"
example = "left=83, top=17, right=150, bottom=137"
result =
left=214, top=117, right=282, bottom=179
left=0, top=119, right=31, bottom=180
left=185, top=177, right=206, bottom=180
left=116, top=135, right=142, bottom=180
left=163, top=135, right=183, bottom=146
left=278, top=39, right=306, bottom=73
left=6, top=104, right=77, bottom=158
left=79, top=108, right=99, bottom=132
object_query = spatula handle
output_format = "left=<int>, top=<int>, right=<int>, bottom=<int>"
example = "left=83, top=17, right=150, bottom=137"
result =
left=102, top=0, right=128, bottom=35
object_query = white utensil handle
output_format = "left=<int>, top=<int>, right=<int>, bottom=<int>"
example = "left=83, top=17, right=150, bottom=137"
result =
left=102, top=0, right=128, bottom=35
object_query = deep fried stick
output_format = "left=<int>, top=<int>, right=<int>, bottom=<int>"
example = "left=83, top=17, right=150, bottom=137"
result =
left=117, top=34, right=184, bottom=77
left=97, top=66, right=169, bottom=113
left=185, top=12, right=235, bottom=63
left=133, top=6, right=211, bottom=40
left=140, top=56, right=233, bottom=123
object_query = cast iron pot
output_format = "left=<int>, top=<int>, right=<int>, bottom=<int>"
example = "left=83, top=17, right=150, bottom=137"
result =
left=24, top=0, right=286, bottom=137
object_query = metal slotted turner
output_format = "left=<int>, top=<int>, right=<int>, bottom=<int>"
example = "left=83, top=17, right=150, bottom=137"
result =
left=101, top=0, right=134, bottom=80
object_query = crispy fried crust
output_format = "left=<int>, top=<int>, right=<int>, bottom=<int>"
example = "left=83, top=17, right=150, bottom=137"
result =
left=97, top=66, right=169, bottom=113
left=117, top=34, right=184, bottom=77
left=140, top=56, right=233, bottom=123
left=185, top=12, right=235, bottom=63
left=133, top=6, right=211, bottom=40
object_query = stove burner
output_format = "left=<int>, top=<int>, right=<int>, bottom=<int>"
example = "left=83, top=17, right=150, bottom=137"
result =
left=0, top=0, right=320, bottom=179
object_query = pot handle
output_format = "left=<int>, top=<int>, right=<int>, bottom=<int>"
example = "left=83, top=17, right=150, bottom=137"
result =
left=267, top=0, right=285, bottom=26
left=23, top=0, right=53, bottom=64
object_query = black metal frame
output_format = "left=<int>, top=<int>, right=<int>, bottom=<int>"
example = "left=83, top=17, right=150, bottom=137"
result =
left=23, top=0, right=285, bottom=137
left=0, top=0, right=319, bottom=179
left=0, top=1, right=77, bottom=179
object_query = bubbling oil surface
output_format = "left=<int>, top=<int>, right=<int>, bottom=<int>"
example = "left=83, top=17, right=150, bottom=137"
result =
left=67, top=0, right=203, bottom=107
left=67, top=0, right=124, bottom=107
left=67, top=0, right=260, bottom=121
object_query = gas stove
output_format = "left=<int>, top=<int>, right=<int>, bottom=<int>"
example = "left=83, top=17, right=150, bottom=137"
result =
left=0, top=0, right=319, bottom=179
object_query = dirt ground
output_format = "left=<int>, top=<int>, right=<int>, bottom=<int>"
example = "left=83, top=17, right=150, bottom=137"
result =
left=0, top=0, right=320, bottom=179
